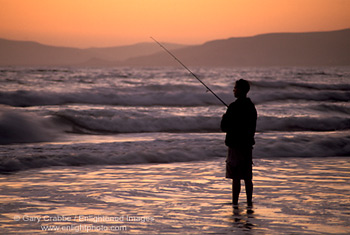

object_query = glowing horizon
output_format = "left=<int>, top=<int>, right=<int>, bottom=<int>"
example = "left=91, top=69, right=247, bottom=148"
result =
left=1, top=0, right=349, bottom=48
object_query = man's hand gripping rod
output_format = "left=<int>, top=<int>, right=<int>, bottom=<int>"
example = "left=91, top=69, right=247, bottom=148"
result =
left=151, top=37, right=228, bottom=107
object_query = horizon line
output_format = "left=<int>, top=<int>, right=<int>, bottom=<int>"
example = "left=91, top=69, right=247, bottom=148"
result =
left=1, top=27, right=349, bottom=49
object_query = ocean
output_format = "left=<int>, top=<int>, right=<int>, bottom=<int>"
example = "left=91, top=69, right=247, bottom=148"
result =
left=0, top=66, right=349, bottom=171
left=0, top=66, right=349, bottom=234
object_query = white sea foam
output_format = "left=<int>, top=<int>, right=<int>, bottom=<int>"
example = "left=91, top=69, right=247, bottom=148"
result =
left=0, top=132, right=349, bottom=173
left=2, top=105, right=348, bottom=145
left=0, top=84, right=349, bottom=107
left=0, top=67, right=349, bottom=172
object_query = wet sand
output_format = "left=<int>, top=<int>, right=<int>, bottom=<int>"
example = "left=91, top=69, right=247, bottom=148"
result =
left=0, top=157, right=349, bottom=234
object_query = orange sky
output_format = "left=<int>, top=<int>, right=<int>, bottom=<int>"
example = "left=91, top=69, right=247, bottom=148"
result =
left=0, top=0, right=349, bottom=48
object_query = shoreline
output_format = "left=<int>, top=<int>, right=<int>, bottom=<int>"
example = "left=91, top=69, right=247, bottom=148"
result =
left=0, top=157, right=349, bottom=234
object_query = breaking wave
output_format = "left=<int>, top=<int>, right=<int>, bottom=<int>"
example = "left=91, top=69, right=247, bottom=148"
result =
left=54, top=108, right=350, bottom=134
left=1, top=67, right=349, bottom=172
left=1, top=106, right=349, bottom=145
left=1, top=133, right=349, bottom=173
left=0, top=110, right=59, bottom=144
left=1, top=87, right=349, bottom=107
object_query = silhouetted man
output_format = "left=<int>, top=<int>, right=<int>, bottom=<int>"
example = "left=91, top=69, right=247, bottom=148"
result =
left=221, top=79, right=257, bottom=208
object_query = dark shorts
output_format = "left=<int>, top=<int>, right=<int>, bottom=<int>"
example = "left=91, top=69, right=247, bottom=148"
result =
left=226, top=147, right=253, bottom=180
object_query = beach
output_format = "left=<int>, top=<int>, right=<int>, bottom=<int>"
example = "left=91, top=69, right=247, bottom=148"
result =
left=1, top=157, right=349, bottom=234
left=0, top=66, right=349, bottom=234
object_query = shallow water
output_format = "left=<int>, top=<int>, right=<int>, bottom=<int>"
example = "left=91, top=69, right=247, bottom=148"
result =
left=0, top=157, right=349, bottom=234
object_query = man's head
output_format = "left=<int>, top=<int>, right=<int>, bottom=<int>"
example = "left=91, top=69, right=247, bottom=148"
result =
left=234, top=79, right=250, bottom=98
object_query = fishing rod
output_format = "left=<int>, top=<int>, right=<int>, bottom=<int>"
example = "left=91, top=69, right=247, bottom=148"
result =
left=150, top=37, right=228, bottom=107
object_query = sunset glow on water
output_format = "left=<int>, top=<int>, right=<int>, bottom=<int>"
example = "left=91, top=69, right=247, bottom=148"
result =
left=0, top=158, right=349, bottom=234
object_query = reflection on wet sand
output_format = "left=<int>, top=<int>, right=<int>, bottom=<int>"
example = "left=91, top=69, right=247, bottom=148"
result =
left=0, top=157, right=349, bottom=234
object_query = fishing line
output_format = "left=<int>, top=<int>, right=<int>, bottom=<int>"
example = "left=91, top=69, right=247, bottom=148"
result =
left=151, top=37, right=228, bottom=107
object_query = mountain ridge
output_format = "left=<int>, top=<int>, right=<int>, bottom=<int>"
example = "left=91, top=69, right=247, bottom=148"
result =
left=1, top=28, right=349, bottom=67
left=124, top=28, right=350, bottom=67
left=0, top=38, right=187, bottom=66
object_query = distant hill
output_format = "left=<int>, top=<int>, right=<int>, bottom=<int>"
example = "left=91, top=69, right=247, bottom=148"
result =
left=85, top=42, right=186, bottom=62
left=125, top=29, right=350, bottom=67
left=1, top=29, right=349, bottom=67
left=0, top=39, right=89, bottom=66
left=0, top=39, right=186, bottom=66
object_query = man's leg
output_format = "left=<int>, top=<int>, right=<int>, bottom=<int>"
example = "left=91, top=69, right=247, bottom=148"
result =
left=232, top=179, right=241, bottom=206
left=244, top=179, right=253, bottom=207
